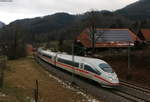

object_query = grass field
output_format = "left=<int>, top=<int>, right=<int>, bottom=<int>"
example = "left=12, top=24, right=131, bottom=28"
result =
left=0, top=57, right=99, bottom=102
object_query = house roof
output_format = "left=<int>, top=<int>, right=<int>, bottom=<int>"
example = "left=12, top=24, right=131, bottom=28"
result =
left=141, top=29, right=150, bottom=41
left=76, top=28, right=140, bottom=48
left=76, top=29, right=92, bottom=48
left=92, top=28, right=139, bottom=42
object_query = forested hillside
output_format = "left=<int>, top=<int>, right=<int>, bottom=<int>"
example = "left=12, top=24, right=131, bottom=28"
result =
left=1, top=0, right=150, bottom=59
left=0, top=11, right=132, bottom=43
left=1, top=0, right=150, bottom=44
left=116, top=0, right=150, bottom=20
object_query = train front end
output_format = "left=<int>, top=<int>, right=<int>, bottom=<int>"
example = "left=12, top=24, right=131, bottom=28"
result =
left=95, top=62, right=119, bottom=88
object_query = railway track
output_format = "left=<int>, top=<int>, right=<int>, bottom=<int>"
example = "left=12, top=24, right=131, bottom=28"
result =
left=120, top=80, right=150, bottom=94
left=110, top=90, right=146, bottom=102
left=113, top=80, right=150, bottom=102
left=110, top=87, right=150, bottom=102
left=35, top=56, right=150, bottom=102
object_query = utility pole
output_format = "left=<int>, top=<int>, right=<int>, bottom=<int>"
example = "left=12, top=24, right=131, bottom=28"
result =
left=126, top=42, right=132, bottom=80
left=91, top=26, right=95, bottom=54
left=34, top=80, right=39, bottom=102
left=89, top=11, right=96, bottom=54
left=71, top=40, right=75, bottom=85
left=128, top=42, right=131, bottom=71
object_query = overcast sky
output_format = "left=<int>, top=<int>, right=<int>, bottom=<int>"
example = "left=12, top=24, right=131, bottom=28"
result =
left=0, top=0, right=138, bottom=24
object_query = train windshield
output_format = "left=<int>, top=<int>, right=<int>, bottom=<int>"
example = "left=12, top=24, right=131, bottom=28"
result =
left=99, top=63, right=114, bottom=73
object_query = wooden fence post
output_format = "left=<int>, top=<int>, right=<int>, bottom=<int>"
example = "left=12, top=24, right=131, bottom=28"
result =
left=0, top=56, right=7, bottom=88
left=34, top=80, right=39, bottom=102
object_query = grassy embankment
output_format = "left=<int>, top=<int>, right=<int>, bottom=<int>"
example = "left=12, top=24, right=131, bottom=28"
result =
left=0, top=56, right=89, bottom=102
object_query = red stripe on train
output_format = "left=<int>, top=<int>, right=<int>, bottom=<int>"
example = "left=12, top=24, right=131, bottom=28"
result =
left=57, top=62, right=89, bottom=74
left=40, top=55, right=116, bottom=85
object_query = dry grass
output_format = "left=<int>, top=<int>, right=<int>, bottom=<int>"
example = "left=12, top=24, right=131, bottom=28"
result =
left=0, top=57, right=90, bottom=102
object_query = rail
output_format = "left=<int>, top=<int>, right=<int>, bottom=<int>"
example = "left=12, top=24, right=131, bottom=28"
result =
left=120, top=80, right=150, bottom=94
left=35, top=55, right=150, bottom=102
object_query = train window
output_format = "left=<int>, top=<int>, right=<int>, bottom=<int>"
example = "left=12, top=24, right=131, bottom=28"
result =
left=58, top=58, right=79, bottom=67
left=73, top=62, right=79, bottom=67
left=43, top=54, right=52, bottom=59
left=84, top=65, right=98, bottom=74
left=57, top=58, right=64, bottom=63
left=95, top=69, right=101, bottom=75
left=99, top=63, right=114, bottom=73
left=43, top=54, right=46, bottom=57
left=80, top=63, right=84, bottom=69
left=47, top=55, right=52, bottom=59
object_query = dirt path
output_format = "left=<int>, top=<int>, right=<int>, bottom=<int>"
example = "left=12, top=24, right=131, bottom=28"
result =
left=0, top=57, right=100, bottom=102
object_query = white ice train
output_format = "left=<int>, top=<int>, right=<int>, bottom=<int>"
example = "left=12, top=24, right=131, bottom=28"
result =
left=37, top=48, right=119, bottom=87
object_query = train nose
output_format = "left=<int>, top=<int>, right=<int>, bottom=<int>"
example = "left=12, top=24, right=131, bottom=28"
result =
left=115, top=77, right=119, bottom=83
left=108, top=75, right=119, bottom=84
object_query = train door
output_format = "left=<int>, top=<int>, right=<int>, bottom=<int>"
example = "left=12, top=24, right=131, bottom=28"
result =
left=52, top=54, right=57, bottom=66
left=79, top=63, right=84, bottom=69
left=54, top=54, right=58, bottom=66
left=79, top=63, right=92, bottom=79
left=84, top=64, right=96, bottom=80
left=78, top=63, right=85, bottom=77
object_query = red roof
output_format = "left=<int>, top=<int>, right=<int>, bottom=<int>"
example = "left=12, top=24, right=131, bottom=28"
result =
left=76, top=28, right=140, bottom=48
left=76, top=29, right=92, bottom=48
left=141, top=29, right=150, bottom=41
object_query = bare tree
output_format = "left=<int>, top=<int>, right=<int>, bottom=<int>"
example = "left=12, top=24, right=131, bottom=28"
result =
left=85, top=10, right=99, bottom=53
left=84, top=10, right=107, bottom=54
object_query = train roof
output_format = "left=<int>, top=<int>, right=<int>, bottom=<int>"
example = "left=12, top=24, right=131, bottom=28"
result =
left=57, top=53, right=106, bottom=65
left=40, top=49, right=107, bottom=65
left=41, top=50, right=57, bottom=56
